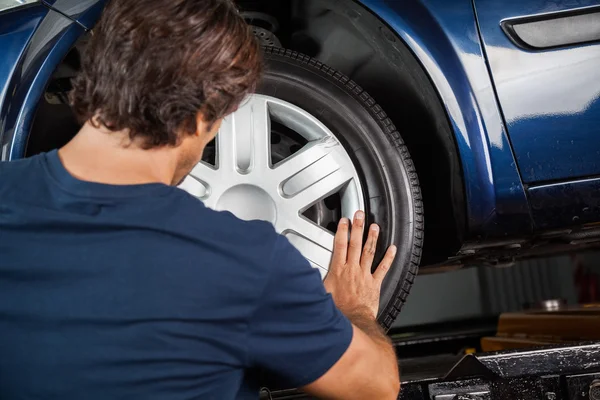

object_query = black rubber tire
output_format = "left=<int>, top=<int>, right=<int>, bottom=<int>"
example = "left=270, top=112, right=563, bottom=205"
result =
left=260, top=47, right=423, bottom=330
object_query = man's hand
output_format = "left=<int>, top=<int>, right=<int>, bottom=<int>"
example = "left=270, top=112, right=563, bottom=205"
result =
left=303, top=210, right=401, bottom=400
left=324, top=210, right=397, bottom=320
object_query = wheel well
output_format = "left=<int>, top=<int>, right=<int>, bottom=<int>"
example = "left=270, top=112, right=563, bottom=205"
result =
left=27, top=38, right=87, bottom=157
left=29, top=0, right=466, bottom=266
left=239, top=0, right=466, bottom=265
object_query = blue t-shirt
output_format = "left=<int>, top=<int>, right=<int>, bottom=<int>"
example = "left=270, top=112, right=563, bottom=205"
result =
left=0, top=150, right=352, bottom=399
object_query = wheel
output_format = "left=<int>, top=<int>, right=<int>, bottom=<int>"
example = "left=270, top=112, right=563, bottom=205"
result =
left=179, top=47, right=423, bottom=330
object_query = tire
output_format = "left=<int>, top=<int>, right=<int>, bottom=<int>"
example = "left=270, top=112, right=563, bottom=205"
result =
left=260, top=47, right=423, bottom=330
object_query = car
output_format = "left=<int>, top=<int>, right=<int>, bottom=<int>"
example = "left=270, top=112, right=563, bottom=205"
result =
left=1, top=0, right=599, bottom=329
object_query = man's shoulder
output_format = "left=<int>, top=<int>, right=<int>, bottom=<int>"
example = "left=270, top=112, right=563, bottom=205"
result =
left=0, top=155, right=47, bottom=196
left=0, top=155, right=42, bottom=176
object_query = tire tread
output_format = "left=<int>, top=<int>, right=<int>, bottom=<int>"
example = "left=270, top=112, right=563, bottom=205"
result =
left=264, top=47, right=424, bottom=331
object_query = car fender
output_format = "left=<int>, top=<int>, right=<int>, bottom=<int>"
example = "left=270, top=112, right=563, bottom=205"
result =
left=0, top=4, right=48, bottom=156
left=0, top=5, right=85, bottom=161
left=358, top=0, right=532, bottom=240
left=41, top=0, right=106, bottom=30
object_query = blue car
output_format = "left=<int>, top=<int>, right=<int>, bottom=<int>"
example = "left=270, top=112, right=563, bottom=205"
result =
left=1, top=0, right=599, bottom=327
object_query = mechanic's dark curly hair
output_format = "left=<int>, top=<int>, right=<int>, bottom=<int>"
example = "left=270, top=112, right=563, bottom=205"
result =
left=70, top=0, right=262, bottom=149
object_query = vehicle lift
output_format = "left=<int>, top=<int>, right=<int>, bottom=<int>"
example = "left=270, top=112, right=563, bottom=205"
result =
left=260, top=307, right=600, bottom=399
left=259, top=342, right=600, bottom=399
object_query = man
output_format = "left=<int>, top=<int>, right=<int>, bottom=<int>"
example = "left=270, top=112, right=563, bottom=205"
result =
left=0, top=0, right=400, bottom=399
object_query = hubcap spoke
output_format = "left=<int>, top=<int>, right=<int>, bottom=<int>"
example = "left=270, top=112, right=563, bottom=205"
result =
left=218, top=97, right=271, bottom=174
left=189, top=161, right=219, bottom=185
left=178, top=175, right=210, bottom=200
left=247, top=97, right=272, bottom=171
left=273, top=138, right=339, bottom=183
left=284, top=217, right=335, bottom=275
left=184, top=161, right=219, bottom=206
left=288, top=217, right=336, bottom=250
left=276, top=138, right=352, bottom=211
left=287, top=168, right=354, bottom=212
left=216, top=117, right=236, bottom=172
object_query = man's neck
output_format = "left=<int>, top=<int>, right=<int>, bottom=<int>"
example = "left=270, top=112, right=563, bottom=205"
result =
left=58, top=123, right=178, bottom=186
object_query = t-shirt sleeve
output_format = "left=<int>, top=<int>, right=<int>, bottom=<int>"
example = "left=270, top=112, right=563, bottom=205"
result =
left=247, top=235, right=353, bottom=388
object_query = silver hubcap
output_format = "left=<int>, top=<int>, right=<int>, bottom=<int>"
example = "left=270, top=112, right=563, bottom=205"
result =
left=179, top=94, right=364, bottom=277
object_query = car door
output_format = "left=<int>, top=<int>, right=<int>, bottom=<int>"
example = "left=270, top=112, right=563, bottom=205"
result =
left=473, top=0, right=600, bottom=184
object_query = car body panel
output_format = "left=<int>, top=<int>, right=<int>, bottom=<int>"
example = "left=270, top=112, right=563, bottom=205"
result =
left=41, top=0, right=105, bottom=30
left=529, top=178, right=600, bottom=230
left=358, top=0, right=532, bottom=240
left=0, top=4, right=48, bottom=157
left=474, top=0, right=600, bottom=184
left=0, top=5, right=85, bottom=159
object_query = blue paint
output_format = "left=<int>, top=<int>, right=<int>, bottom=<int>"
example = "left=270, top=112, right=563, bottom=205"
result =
left=359, top=0, right=532, bottom=239
left=2, top=0, right=600, bottom=255
left=0, top=7, right=85, bottom=158
left=41, top=0, right=107, bottom=30
left=0, top=5, right=48, bottom=151
left=474, top=0, right=600, bottom=183
left=529, top=178, right=600, bottom=230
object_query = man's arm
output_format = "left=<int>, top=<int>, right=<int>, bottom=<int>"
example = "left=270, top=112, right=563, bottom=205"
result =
left=302, top=324, right=399, bottom=400
left=246, top=211, right=399, bottom=399
left=303, top=212, right=400, bottom=400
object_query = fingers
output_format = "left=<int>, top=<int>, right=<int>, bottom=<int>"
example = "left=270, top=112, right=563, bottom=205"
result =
left=373, top=245, right=397, bottom=284
left=360, top=224, right=379, bottom=271
left=331, top=218, right=349, bottom=268
left=347, top=211, right=365, bottom=265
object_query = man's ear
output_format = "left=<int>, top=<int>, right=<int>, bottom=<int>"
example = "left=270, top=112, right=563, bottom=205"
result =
left=194, top=112, right=211, bottom=137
